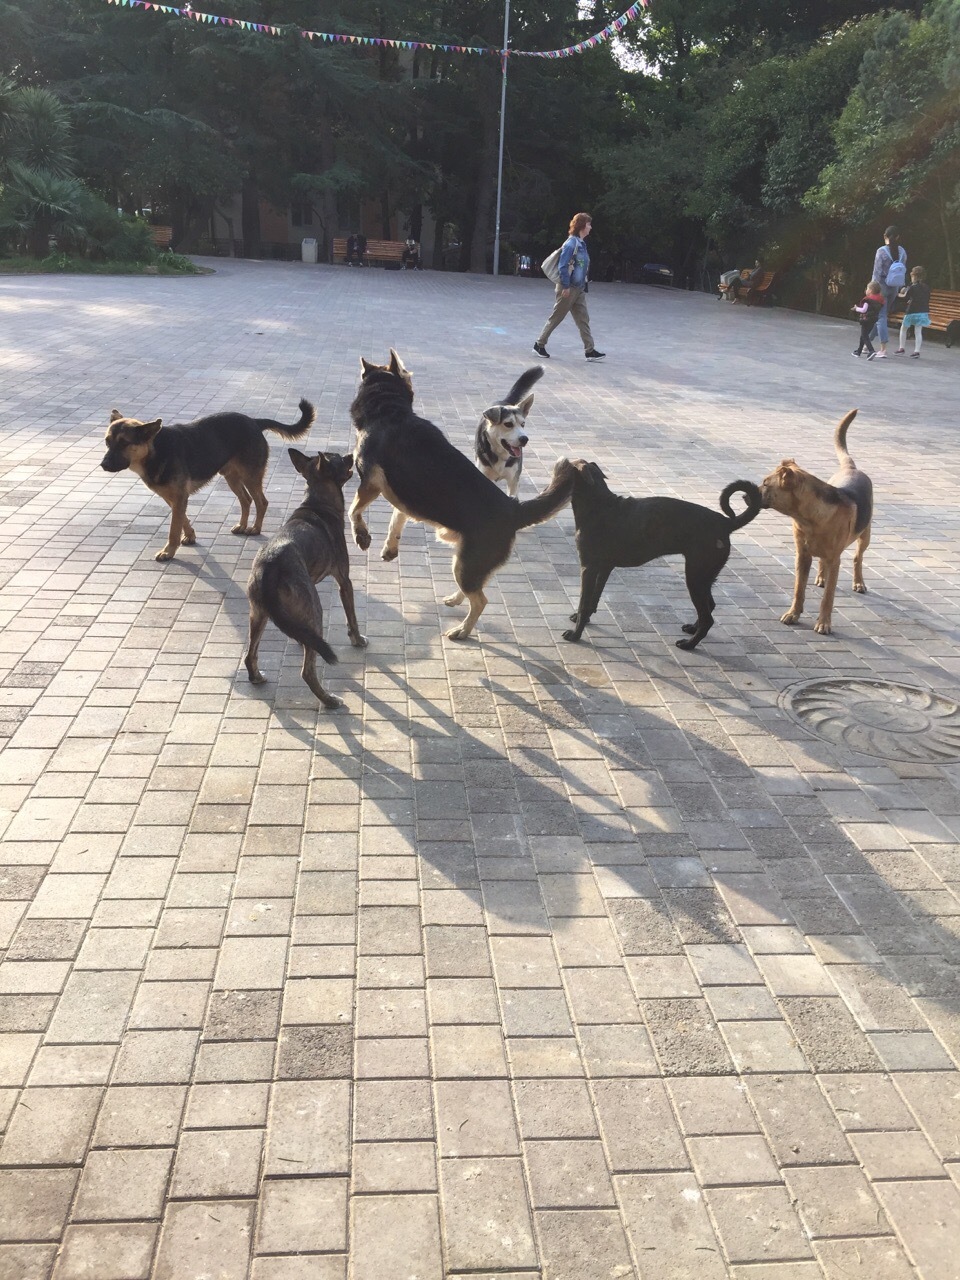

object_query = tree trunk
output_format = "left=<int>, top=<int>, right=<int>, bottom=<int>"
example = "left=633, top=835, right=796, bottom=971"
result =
left=468, top=60, right=501, bottom=273
left=937, top=179, right=955, bottom=290
left=241, top=177, right=261, bottom=259
left=432, top=219, right=446, bottom=270
left=318, top=113, right=338, bottom=261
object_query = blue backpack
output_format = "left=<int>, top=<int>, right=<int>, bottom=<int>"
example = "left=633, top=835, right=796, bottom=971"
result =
left=885, top=249, right=907, bottom=289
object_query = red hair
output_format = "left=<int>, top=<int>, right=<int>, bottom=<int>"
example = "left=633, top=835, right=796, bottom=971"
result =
left=569, top=212, right=592, bottom=236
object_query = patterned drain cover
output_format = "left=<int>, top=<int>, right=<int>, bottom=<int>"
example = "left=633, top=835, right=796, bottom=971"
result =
left=781, top=678, right=960, bottom=763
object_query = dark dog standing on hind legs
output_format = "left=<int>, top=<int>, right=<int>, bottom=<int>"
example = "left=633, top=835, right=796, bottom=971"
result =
left=349, top=350, right=576, bottom=640
left=101, top=399, right=315, bottom=561
left=245, top=450, right=366, bottom=709
left=562, top=460, right=762, bottom=648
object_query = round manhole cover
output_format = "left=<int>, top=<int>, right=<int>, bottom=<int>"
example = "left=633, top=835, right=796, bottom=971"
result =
left=780, top=678, right=960, bottom=763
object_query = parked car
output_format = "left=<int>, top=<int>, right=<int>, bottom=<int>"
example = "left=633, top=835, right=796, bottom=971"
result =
left=641, top=262, right=674, bottom=287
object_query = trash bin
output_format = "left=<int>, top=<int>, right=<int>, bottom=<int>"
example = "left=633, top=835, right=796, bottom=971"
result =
left=301, top=238, right=318, bottom=264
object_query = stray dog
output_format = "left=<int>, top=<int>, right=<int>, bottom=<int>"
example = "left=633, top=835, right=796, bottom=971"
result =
left=759, top=409, right=872, bottom=635
left=474, top=366, right=542, bottom=496
left=101, top=400, right=315, bottom=561
left=245, top=450, right=366, bottom=709
left=562, top=460, right=762, bottom=648
left=349, top=350, right=576, bottom=640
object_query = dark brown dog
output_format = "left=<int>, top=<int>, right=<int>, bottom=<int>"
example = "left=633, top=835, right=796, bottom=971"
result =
left=562, top=461, right=762, bottom=648
left=101, top=400, right=314, bottom=561
left=759, top=409, right=872, bottom=635
left=245, top=450, right=366, bottom=709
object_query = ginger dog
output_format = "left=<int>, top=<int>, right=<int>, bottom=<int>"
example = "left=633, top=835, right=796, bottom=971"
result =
left=760, top=409, right=873, bottom=635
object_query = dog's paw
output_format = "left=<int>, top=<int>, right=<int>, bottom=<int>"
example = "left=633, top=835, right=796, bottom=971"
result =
left=680, top=623, right=697, bottom=635
left=443, top=592, right=464, bottom=608
left=570, top=611, right=579, bottom=623
left=779, top=610, right=800, bottom=625
left=561, top=629, right=581, bottom=643
left=676, top=637, right=699, bottom=650
left=155, top=548, right=174, bottom=562
left=853, top=582, right=867, bottom=594
left=814, top=576, right=824, bottom=588
left=380, top=546, right=399, bottom=562
left=180, top=533, right=197, bottom=546
left=321, top=695, right=345, bottom=710
left=814, top=620, right=833, bottom=635
left=350, top=634, right=368, bottom=648
left=445, top=626, right=472, bottom=641
left=247, top=671, right=267, bottom=685
left=231, top=524, right=251, bottom=536
left=354, top=528, right=372, bottom=552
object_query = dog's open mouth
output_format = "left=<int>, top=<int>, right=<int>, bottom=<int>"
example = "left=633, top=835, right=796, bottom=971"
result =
left=505, top=443, right=522, bottom=458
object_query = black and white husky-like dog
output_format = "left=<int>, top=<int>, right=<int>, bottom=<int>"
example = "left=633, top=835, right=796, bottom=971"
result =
left=474, top=366, right=542, bottom=496
left=349, top=351, right=575, bottom=640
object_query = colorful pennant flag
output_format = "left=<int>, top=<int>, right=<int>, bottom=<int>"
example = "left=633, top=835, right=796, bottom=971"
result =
left=101, top=0, right=649, bottom=57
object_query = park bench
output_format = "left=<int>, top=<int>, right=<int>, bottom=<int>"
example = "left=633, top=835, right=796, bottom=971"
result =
left=718, top=269, right=776, bottom=305
left=891, top=288, right=960, bottom=347
left=332, top=237, right=406, bottom=267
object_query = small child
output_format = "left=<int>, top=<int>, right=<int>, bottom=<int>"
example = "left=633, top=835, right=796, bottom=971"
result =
left=896, top=266, right=931, bottom=358
left=852, top=281, right=884, bottom=358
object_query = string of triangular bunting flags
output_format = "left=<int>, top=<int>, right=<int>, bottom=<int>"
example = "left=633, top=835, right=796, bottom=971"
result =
left=101, top=0, right=649, bottom=57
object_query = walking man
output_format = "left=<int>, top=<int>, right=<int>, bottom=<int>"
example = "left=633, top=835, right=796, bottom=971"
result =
left=534, top=213, right=605, bottom=361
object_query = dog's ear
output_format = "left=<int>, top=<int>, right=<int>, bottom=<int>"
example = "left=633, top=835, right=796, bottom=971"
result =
left=342, top=453, right=353, bottom=471
left=360, top=357, right=377, bottom=378
left=288, top=448, right=311, bottom=475
left=517, top=392, right=535, bottom=417
left=109, top=409, right=124, bottom=423
left=777, top=461, right=798, bottom=489
left=482, top=407, right=504, bottom=425
left=388, top=349, right=408, bottom=376
left=143, top=419, right=163, bottom=438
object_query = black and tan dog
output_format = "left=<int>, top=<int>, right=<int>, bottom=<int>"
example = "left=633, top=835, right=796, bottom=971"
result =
left=349, top=350, right=576, bottom=640
left=101, top=400, right=315, bottom=561
left=562, top=460, right=762, bottom=648
left=474, top=366, right=542, bottom=496
left=759, top=409, right=872, bottom=635
left=245, top=450, right=365, bottom=709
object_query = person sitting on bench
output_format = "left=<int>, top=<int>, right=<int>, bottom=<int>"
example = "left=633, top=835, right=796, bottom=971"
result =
left=401, top=238, right=421, bottom=270
left=346, top=232, right=367, bottom=266
left=728, top=261, right=763, bottom=302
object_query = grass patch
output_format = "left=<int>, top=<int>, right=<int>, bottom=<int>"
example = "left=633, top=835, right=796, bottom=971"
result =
left=0, top=253, right=210, bottom=276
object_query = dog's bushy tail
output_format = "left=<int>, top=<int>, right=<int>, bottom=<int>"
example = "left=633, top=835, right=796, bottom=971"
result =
left=502, top=366, right=544, bottom=406
left=258, top=398, right=315, bottom=439
left=834, top=408, right=858, bottom=466
left=514, top=457, right=576, bottom=530
left=260, top=578, right=339, bottom=666
left=719, top=480, right=763, bottom=530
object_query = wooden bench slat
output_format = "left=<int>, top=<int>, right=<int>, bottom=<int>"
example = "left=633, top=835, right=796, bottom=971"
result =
left=332, top=237, right=406, bottom=264
left=718, top=270, right=776, bottom=305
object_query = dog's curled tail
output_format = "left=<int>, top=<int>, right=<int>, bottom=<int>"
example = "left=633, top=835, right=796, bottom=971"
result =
left=502, top=365, right=544, bottom=406
left=834, top=408, right=858, bottom=466
left=514, top=457, right=577, bottom=530
left=259, top=398, right=316, bottom=439
left=719, top=480, right=763, bottom=530
left=259, top=579, right=339, bottom=666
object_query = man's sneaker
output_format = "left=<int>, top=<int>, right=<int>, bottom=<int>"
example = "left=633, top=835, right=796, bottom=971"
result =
left=911, top=351, right=920, bottom=358
left=533, top=342, right=549, bottom=358
left=866, top=352, right=876, bottom=360
left=585, top=349, right=606, bottom=360
left=852, top=351, right=861, bottom=357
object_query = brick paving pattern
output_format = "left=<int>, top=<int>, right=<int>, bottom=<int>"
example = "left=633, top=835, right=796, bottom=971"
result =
left=1, top=260, right=959, bottom=1278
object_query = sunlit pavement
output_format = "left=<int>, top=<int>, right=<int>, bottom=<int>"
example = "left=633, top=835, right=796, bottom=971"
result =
left=1, top=259, right=959, bottom=1278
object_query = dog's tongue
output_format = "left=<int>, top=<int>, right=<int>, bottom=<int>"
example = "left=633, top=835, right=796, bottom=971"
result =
left=506, top=443, right=522, bottom=458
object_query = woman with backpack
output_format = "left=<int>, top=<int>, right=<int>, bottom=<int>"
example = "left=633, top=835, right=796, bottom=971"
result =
left=869, top=225, right=908, bottom=359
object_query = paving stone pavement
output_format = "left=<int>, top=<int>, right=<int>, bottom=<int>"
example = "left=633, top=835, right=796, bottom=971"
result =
left=1, top=259, right=960, bottom=1279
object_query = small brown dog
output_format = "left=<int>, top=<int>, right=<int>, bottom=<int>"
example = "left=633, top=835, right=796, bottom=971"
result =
left=101, top=401, right=314, bottom=560
left=245, top=450, right=365, bottom=709
left=760, top=409, right=873, bottom=634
